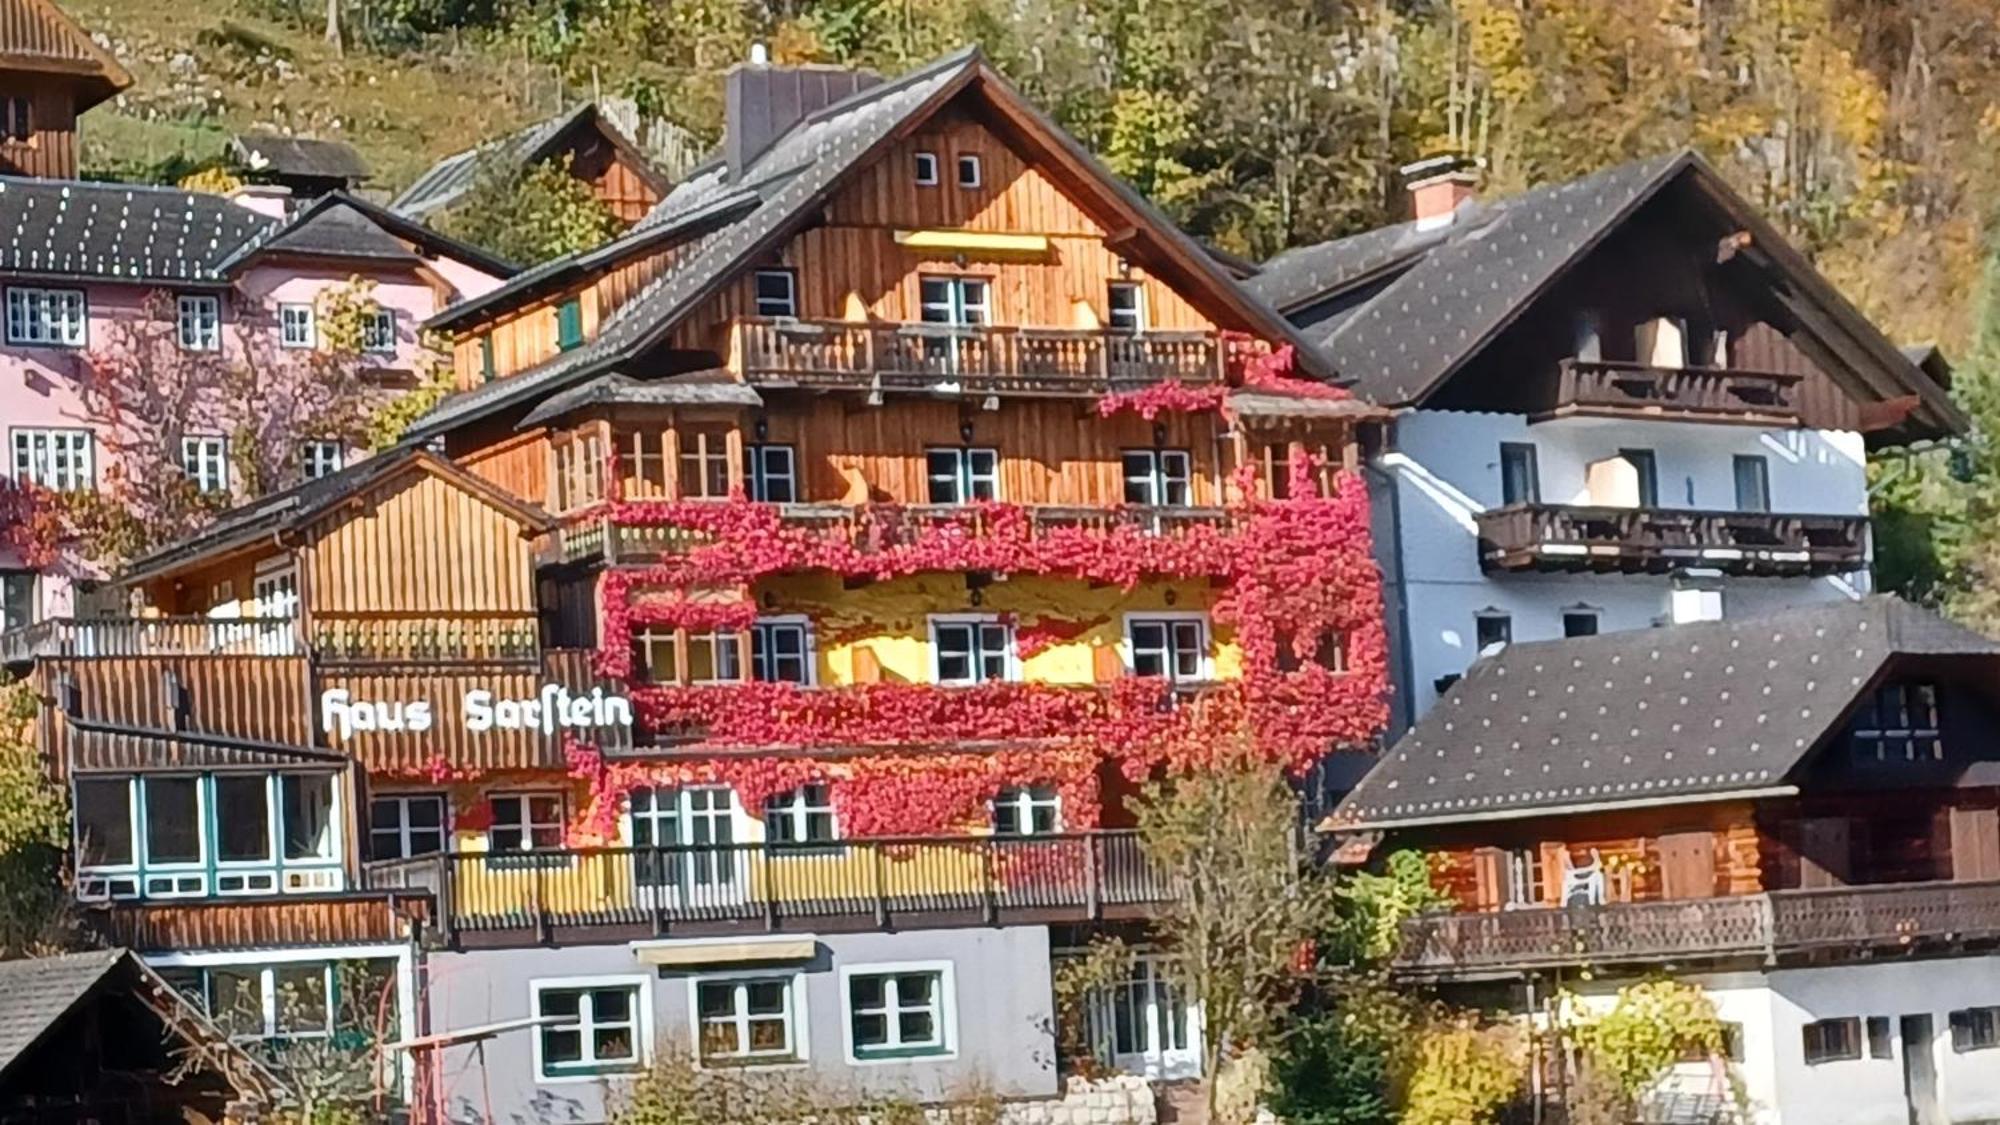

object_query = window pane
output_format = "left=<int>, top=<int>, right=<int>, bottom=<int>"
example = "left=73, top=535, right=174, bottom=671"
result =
left=75, top=779, right=133, bottom=867
left=143, top=777, right=202, bottom=865
left=215, top=776, right=272, bottom=863
left=273, top=965, right=329, bottom=1035
left=592, top=987, right=632, bottom=1023
left=210, top=968, right=263, bottom=1036
left=899, top=1010, right=936, bottom=1043
left=544, top=1028, right=584, bottom=1064
left=853, top=1012, right=889, bottom=1046
left=282, top=775, right=336, bottom=861
left=747, top=980, right=788, bottom=1015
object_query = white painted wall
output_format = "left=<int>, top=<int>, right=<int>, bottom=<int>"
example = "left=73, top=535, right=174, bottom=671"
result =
left=1381, top=410, right=1870, bottom=721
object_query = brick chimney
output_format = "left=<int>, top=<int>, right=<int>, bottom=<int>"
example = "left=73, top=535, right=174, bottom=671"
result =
left=725, top=50, right=882, bottom=177
left=1399, top=154, right=1481, bottom=230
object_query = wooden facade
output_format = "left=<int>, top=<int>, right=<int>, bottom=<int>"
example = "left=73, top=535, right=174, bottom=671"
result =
left=0, top=0, right=132, bottom=179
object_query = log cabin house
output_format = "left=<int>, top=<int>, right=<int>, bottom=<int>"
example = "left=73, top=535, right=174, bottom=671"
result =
left=1330, top=597, right=2000, bottom=1125
left=4, top=48, right=1390, bottom=1122
left=391, top=101, right=676, bottom=226
left=0, top=0, right=131, bottom=179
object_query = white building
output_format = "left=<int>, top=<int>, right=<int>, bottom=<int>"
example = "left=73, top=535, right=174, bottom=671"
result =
left=1248, top=151, right=1961, bottom=733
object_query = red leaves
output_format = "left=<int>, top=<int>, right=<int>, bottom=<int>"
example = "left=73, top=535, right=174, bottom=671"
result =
left=0, top=479, right=64, bottom=569
left=1095, top=382, right=1230, bottom=419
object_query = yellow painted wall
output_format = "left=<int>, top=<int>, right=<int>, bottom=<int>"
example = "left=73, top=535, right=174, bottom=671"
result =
left=751, top=573, right=1243, bottom=686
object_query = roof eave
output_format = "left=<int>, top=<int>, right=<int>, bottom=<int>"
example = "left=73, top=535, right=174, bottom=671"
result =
left=1325, top=783, right=1800, bottom=833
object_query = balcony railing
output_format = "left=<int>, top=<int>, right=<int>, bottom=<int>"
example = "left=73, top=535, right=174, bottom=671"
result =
left=1476, top=504, right=1868, bottom=577
left=731, top=318, right=1227, bottom=395
left=1547, top=359, right=1804, bottom=424
left=1393, top=879, right=2000, bottom=977
left=3, top=614, right=544, bottom=667
left=363, top=831, right=1171, bottom=945
left=556, top=503, right=1240, bottom=566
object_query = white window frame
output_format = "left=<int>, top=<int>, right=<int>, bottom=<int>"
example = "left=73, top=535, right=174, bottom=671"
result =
left=925, top=446, right=1000, bottom=504
left=956, top=154, right=982, bottom=189
left=753, top=270, right=798, bottom=318
left=1122, top=448, right=1192, bottom=507
left=840, top=961, right=957, bottom=1065
left=279, top=302, right=316, bottom=350
left=1107, top=281, right=1147, bottom=333
left=301, top=440, right=344, bottom=481
left=686, top=970, right=809, bottom=1069
left=1122, top=611, right=1213, bottom=683
left=488, top=791, right=564, bottom=853
left=750, top=615, right=815, bottom=686
left=369, top=792, right=448, bottom=860
left=992, top=784, right=1062, bottom=836
left=687, top=628, right=747, bottom=684
left=181, top=435, right=229, bottom=495
left=531, top=975, right=654, bottom=1082
left=745, top=443, right=796, bottom=503
left=361, top=308, right=397, bottom=354
left=177, top=294, right=222, bottom=351
left=763, top=783, right=838, bottom=846
left=913, top=151, right=940, bottom=186
left=928, top=614, right=1018, bottom=686
left=5, top=285, right=86, bottom=346
left=10, top=427, right=94, bottom=491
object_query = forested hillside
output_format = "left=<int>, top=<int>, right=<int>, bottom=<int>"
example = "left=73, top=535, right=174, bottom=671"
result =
left=69, top=0, right=2000, bottom=614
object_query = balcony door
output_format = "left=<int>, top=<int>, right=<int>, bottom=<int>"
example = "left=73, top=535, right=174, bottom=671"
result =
left=1089, top=955, right=1201, bottom=1079
left=918, top=276, right=991, bottom=375
left=630, top=786, right=747, bottom=911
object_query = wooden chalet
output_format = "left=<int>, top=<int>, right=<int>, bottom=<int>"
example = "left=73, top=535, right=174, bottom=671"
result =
left=3, top=48, right=1387, bottom=968
left=0, top=0, right=130, bottom=179
left=391, top=101, right=673, bottom=226
left=1329, top=597, right=2000, bottom=980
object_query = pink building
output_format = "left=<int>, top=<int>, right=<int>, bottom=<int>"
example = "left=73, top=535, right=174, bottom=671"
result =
left=0, top=178, right=515, bottom=627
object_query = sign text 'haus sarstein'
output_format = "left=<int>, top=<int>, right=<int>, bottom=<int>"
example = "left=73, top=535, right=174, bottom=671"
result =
left=319, top=685, right=633, bottom=740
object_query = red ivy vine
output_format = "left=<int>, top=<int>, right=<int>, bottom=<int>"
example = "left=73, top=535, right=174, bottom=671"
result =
left=0, top=479, right=65, bottom=571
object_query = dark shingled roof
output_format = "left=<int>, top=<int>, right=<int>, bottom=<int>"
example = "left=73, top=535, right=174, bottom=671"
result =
left=409, top=48, right=1331, bottom=441
left=0, top=176, right=269, bottom=282
left=216, top=191, right=518, bottom=278
left=0, top=949, right=127, bottom=1079
left=518, top=370, right=764, bottom=428
left=1246, top=216, right=1451, bottom=315
left=390, top=102, right=665, bottom=220
left=1332, top=597, right=2000, bottom=830
left=229, top=132, right=372, bottom=183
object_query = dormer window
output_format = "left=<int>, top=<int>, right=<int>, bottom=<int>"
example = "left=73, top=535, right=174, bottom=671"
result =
left=913, top=151, right=939, bottom=186
left=1850, top=682, right=1943, bottom=763
left=957, top=154, right=982, bottom=189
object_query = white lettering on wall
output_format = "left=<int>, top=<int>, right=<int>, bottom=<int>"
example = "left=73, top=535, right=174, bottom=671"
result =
left=320, top=685, right=631, bottom=741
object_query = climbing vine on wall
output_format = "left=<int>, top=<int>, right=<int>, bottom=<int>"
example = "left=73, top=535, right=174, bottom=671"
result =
left=568, top=346, right=1387, bottom=838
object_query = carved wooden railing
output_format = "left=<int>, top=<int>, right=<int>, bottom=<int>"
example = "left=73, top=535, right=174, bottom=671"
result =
left=1551, top=358, right=1804, bottom=422
left=0, top=615, right=300, bottom=663
left=1476, top=503, right=1868, bottom=577
left=1395, top=879, right=2000, bottom=976
left=731, top=318, right=1227, bottom=394
left=554, top=503, right=1241, bottom=565
left=364, top=831, right=1171, bottom=945
left=308, top=613, right=542, bottom=666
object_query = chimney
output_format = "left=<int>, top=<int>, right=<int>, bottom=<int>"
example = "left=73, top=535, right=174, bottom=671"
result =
left=1400, top=154, right=1481, bottom=230
left=1667, top=575, right=1725, bottom=625
left=725, top=53, right=882, bottom=177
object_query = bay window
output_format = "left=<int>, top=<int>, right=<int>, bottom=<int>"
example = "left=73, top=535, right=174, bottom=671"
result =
left=73, top=772, right=344, bottom=901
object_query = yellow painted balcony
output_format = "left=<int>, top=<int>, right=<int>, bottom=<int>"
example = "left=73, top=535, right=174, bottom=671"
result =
left=363, top=832, right=1171, bottom=947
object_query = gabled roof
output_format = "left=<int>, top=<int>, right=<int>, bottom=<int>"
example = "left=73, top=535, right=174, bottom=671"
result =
left=118, top=448, right=551, bottom=585
left=0, top=949, right=283, bottom=1100
left=0, top=176, right=269, bottom=284
left=1330, top=597, right=2000, bottom=831
left=0, top=0, right=132, bottom=110
left=228, top=132, right=372, bottom=184
left=408, top=48, right=1333, bottom=441
left=1246, top=150, right=1964, bottom=439
left=390, top=102, right=670, bottom=220
left=219, top=190, right=519, bottom=278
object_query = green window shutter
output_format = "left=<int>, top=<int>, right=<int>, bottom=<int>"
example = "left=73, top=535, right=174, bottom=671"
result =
left=556, top=299, right=584, bottom=351
left=479, top=334, right=496, bottom=382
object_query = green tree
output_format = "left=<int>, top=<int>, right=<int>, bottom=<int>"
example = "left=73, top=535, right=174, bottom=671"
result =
left=440, top=152, right=624, bottom=265
left=0, top=677, right=78, bottom=959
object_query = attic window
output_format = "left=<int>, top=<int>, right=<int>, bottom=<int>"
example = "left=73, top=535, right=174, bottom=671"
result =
left=957, top=154, right=982, bottom=189
left=914, top=152, right=939, bottom=186
left=1849, top=682, right=1943, bottom=763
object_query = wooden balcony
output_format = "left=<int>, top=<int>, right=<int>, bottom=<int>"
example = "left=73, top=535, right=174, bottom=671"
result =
left=3, top=613, right=542, bottom=668
left=86, top=891, right=432, bottom=953
left=1394, top=879, right=2000, bottom=979
left=1543, top=359, right=1804, bottom=424
left=1476, top=504, right=1868, bottom=577
left=730, top=318, right=1227, bottom=396
left=556, top=503, right=1240, bottom=566
left=362, top=831, right=1171, bottom=947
